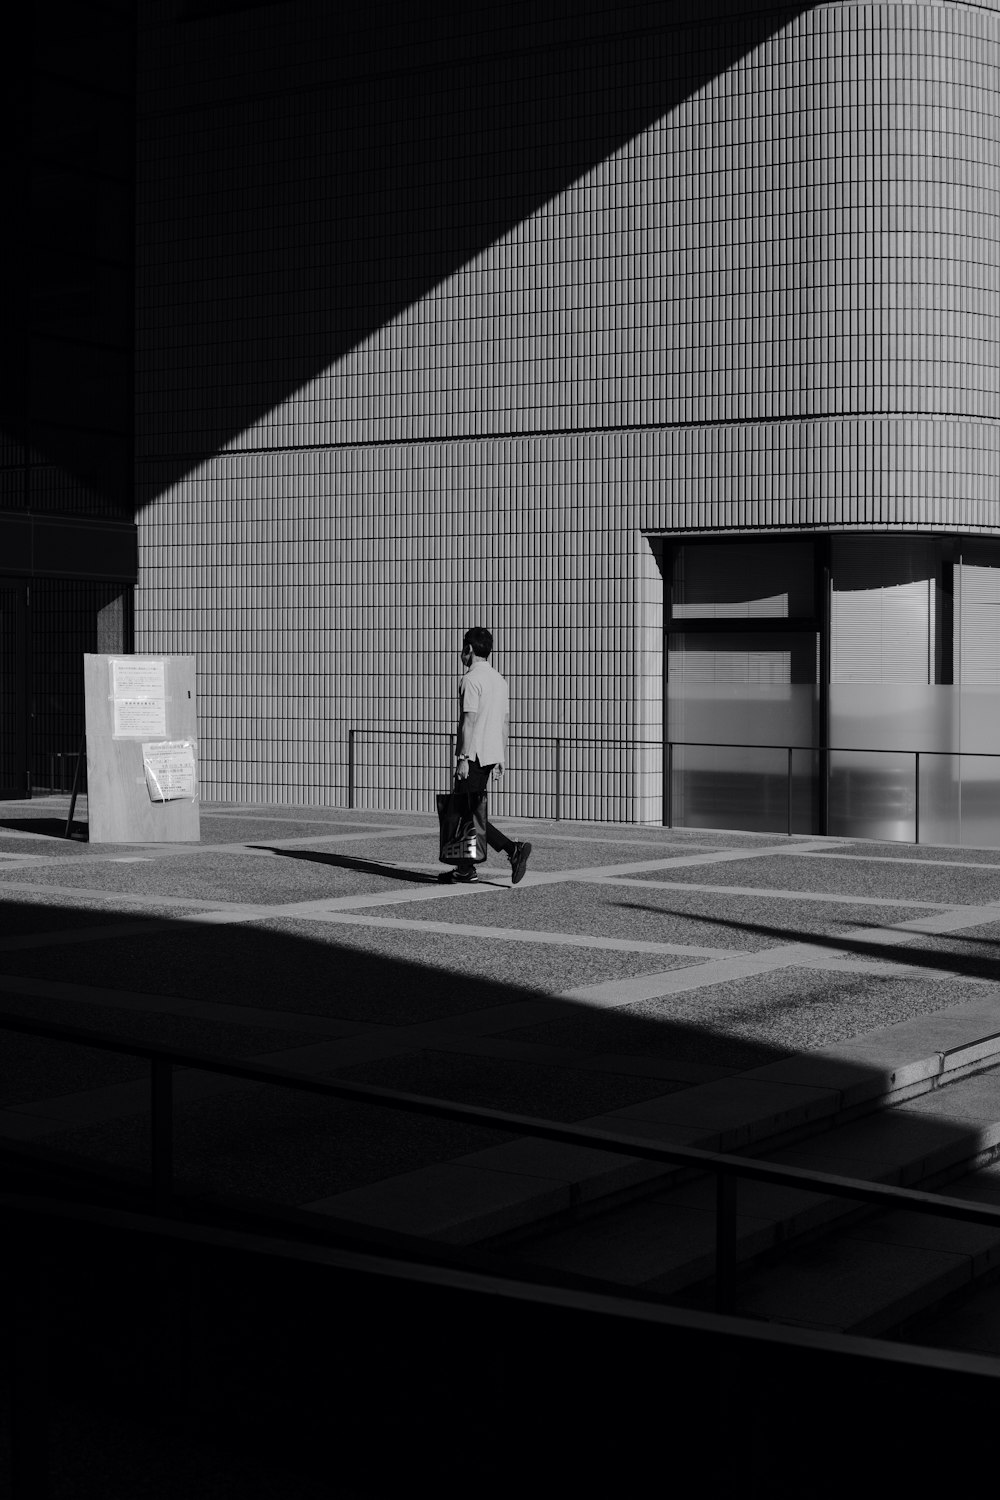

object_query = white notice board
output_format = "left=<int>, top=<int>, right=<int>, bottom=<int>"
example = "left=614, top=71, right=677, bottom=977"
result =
left=84, top=654, right=200, bottom=843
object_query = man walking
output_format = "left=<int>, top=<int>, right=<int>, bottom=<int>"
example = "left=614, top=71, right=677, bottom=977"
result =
left=442, top=626, right=531, bottom=885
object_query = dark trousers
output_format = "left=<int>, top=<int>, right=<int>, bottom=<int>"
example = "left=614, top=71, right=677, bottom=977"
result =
left=457, top=760, right=516, bottom=867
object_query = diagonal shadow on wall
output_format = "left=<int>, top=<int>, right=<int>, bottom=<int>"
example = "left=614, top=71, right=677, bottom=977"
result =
left=134, top=0, right=817, bottom=499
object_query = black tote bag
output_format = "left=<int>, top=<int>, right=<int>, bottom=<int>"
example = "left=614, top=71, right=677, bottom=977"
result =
left=436, top=788, right=488, bottom=865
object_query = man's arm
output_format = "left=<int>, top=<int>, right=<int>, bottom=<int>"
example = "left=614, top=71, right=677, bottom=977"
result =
left=456, top=709, right=477, bottom=779
left=494, top=706, right=509, bottom=779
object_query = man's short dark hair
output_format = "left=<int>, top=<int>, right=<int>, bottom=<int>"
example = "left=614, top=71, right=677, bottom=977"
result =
left=463, top=626, right=493, bottom=659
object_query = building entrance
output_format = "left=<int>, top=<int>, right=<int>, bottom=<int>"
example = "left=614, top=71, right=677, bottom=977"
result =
left=665, top=535, right=1000, bottom=846
left=665, top=541, right=821, bottom=834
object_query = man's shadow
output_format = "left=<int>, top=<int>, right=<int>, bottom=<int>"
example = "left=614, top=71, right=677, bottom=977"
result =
left=251, top=846, right=440, bottom=884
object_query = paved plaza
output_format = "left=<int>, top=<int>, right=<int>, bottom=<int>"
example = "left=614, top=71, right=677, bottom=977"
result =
left=4, top=797, right=1000, bottom=1243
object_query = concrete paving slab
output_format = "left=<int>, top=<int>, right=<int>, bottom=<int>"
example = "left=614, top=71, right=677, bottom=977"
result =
left=571, top=1115, right=708, bottom=1152
left=640, top=855, right=1000, bottom=906
left=908, top=1061, right=1000, bottom=1108
left=745, top=990, right=1000, bottom=1087
left=898, top=1279, right=1000, bottom=1356
left=742, top=1054, right=900, bottom=1107
left=378, top=882, right=933, bottom=952
left=848, top=1209, right=1000, bottom=1274
left=734, top=1237, right=972, bottom=1333
left=451, top=1137, right=668, bottom=1203
left=0, top=853, right=425, bottom=903
left=588, top=1078, right=839, bottom=1149
left=766, top=1110, right=991, bottom=1187
left=426, top=1034, right=728, bottom=1086
left=307, top=1161, right=571, bottom=1243
left=323, top=1048, right=678, bottom=1121
left=945, top=1163, right=1000, bottom=1207
left=502, top=970, right=999, bottom=1073
left=518, top=1198, right=773, bottom=1290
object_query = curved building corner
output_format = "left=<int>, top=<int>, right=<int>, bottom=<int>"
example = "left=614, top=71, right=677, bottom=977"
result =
left=130, top=1, right=1000, bottom=844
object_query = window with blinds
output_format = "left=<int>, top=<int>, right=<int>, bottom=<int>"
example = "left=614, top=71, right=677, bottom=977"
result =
left=671, top=542, right=814, bottom=619
left=957, top=542, right=1000, bottom=687
left=830, top=538, right=936, bottom=684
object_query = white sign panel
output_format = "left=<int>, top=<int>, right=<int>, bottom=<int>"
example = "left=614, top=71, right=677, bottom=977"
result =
left=112, top=658, right=167, bottom=738
left=142, top=740, right=198, bottom=802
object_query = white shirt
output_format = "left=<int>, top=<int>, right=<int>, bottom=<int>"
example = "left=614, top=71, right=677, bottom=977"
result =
left=459, top=658, right=509, bottom=767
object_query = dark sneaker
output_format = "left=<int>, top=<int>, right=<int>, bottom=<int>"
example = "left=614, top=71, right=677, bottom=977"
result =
left=509, top=841, right=532, bottom=885
left=440, top=866, right=478, bottom=884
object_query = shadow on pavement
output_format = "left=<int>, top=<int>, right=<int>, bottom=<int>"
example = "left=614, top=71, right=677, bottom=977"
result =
left=0, top=818, right=82, bottom=841
left=1, top=888, right=997, bottom=1498
left=611, top=901, right=1000, bottom=982
left=250, top=846, right=440, bottom=884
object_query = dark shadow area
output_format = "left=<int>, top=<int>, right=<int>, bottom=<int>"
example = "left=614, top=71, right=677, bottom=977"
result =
left=0, top=818, right=83, bottom=841
left=134, top=0, right=815, bottom=494
left=2, top=3, right=135, bottom=520
left=1, top=885, right=997, bottom=1494
left=251, top=845, right=439, bottom=883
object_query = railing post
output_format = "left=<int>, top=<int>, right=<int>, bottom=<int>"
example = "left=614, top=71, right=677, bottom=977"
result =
left=914, top=750, right=920, bottom=845
left=786, top=746, right=793, bottom=836
left=151, top=1058, right=174, bottom=1211
left=64, top=733, right=87, bottom=838
left=554, top=737, right=562, bottom=821
left=665, top=740, right=673, bottom=828
left=715, top=1171, right=738, bottom=1313
left=347, top=728, right=355, bottom=810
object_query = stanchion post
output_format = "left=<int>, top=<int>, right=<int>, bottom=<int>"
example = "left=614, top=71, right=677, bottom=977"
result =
left=64, top=732, right=86, bottom=838
left=554, top=737, right=562, bottom=821
left=715, top=1171, right=738, bottom=1313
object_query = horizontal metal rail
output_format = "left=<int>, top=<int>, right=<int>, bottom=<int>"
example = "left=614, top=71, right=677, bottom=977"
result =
left=667, top=740, right=1000, bottom=759
left=6, top=1184, right=1000, bottom=1377
left=665, top=738, right=1000, bottom=841
left=347, top=726, right=1000, bottom=835
left=4, top=1011, right=1000, bottom=1315
left=347, top=727, right=662, bottom=817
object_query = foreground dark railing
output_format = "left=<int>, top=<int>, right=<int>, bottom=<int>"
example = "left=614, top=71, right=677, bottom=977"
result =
left=4, top=1011, right=1000, bottom=1317
left=9, top=1178, right=1000, bottom=1499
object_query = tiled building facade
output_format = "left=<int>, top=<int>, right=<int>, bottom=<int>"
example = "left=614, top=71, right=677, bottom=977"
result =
left=10, top=1, right=1000, bottom=840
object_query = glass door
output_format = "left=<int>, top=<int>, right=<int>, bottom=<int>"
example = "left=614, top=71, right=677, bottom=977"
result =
left=666, top=542, right=820, bottom=834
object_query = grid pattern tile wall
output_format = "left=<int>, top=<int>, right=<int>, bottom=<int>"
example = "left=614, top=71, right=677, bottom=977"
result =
left=135, top=0, right=1000, bottom=817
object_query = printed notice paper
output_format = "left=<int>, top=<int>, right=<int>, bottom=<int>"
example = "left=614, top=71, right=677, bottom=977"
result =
left=142, top=741, right=198, bottom=802
left=112, top=659, right=167, bottom=738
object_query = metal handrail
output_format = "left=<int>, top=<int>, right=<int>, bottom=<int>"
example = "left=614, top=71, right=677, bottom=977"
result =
left=667, top=739, right=1000, bottom=758
left=347, top=726, right=662, bottom=816
left=347, top=726, right=1000, bottom=836
left=4, top=1010, right=1000, bottom=1314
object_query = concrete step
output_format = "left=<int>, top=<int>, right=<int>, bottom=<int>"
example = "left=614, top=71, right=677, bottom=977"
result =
left=512, top=1064, right=1000, bottom=1336
left=310, top=989, right=1000, bottom=1247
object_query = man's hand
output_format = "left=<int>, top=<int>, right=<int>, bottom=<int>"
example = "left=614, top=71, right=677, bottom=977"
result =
left=492, top=764, right=504, bottom=783
left=456, top=760, right=471, bottom=781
